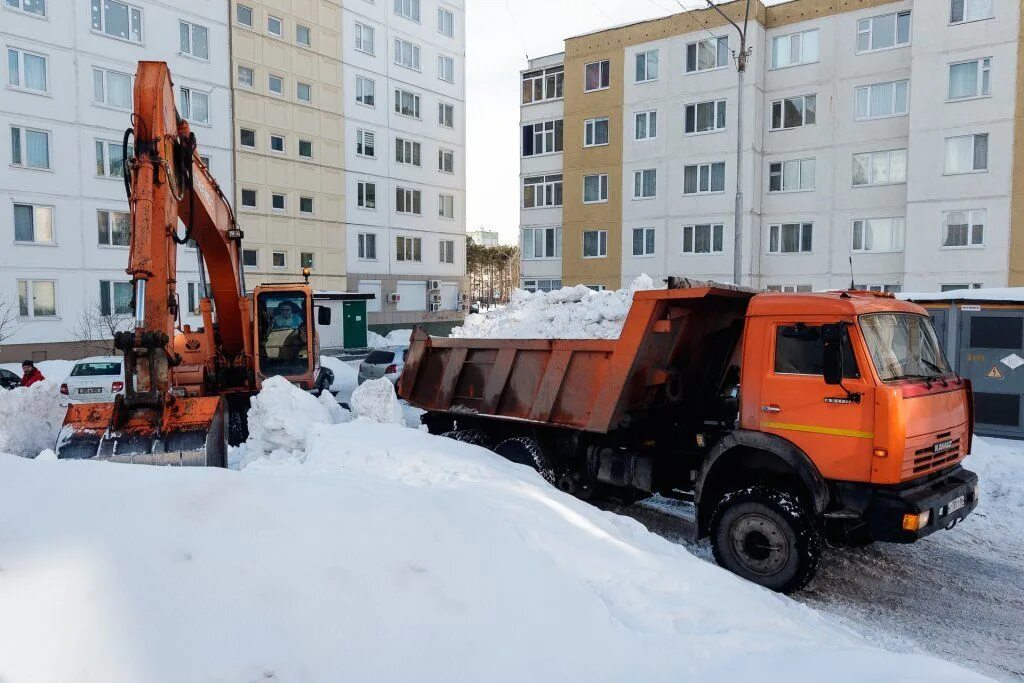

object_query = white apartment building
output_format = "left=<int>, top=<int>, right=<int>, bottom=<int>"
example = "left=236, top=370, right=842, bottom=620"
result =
left=520, top=0, right=1023, bottom=294
left=0, top=0, right=232, bottom=360
left=341, top=0, right=468, bottom=331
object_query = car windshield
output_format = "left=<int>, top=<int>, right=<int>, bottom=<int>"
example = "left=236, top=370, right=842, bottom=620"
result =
left=256, top=291, right=310, bottom=376
left=859, top=313, right=951, bottom=382
left=71, top=362, right=122, bottom=377
left=365, top=350, right=395, bottom=364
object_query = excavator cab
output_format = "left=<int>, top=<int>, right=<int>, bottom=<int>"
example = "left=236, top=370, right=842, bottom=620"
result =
left=254, top=284, right=318, bottom=386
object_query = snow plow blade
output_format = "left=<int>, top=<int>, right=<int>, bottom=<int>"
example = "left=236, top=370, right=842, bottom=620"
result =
left=55, top=396, right=228, bottom=467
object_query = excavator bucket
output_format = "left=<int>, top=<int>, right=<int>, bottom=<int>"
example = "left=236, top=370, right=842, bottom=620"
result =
left=55, top=396, right=229, bottom=467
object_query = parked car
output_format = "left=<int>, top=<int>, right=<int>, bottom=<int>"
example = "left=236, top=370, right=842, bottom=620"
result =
left=0, top=368, right=20, bottom=390
left=358, top=346, right=408, bottom=386
left=60, top=357, right=125, bottom=405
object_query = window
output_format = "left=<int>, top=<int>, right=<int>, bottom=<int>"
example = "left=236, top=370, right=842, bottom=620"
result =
left=297, top=82, right=311, bottom=103
left=584, top=60, right=610, bottom=91
left=522, top=120, right=563, bottom=156
left=945, top=134, right=988, bottom=174
left=852, top=217, right=904, bottom=252
left=948, top=58, right=991, bottom=100
left=298, top=139, right=313, bottom=159
left=768, top=159, right=815, bottom=192
left=296, top=24, right=311, bottom=47
left=237, top=128, right=255, bottom=149
left=10, top=127, right=49, bottom=169
left=396, top=236, right=422, bottom=261
left=522, top=227, right=561, bottom=259
left=686, top=36, right=728, bottom=73
left=523, top=174, right=562, bottom=208
left=268, top=74, right=283, bottom=95
left=394, top=89, right=421, bottom=118
left=942, top=283, right=983, bottom=292
left=272, top=251, right=286, bottom=268
left=584, top=117, right=609, bottom=147
left=440, top=239, right=455, bottom=263
left=186, top=282, right=207, bottom=315
left=241, top=189, right=257, bottom=208
left=767, top=285, right=813, bottom=293
left=358, top=233, right=377, bottom=259
left=682, top=224, right=724, bottom=254
left=634, top=111, right=657, bottom=140
left=17, top=280, right=56, bottom=317
left=270, top=134, right=285, bottom=153
left=300, top=252, right=314, bottom=269
left=438, top=55, right=454, bottom=83
left=354, top=22, right=374, bottom=55
left=237, top=65, right=254, bottom=88
left=857, top=11, right=911, bottom=52
left=395, top=187, right=422, bottom=215
left=236, top=4, right=252, bottom=27
left=635, top=50, right=658, bottom=82
left=356, top=129, right=375, bottom=157
left=438, top=7, right=454, bottom=36
left=97, top=209, right=130, bottom=246
left=439, top=148, right=454, bottom=173
left=685, top=99, right=726, bottom=134
left=299, top=196, right=313, bottom=214
left=582, top=230, right=608, bottom=258
left=774, top=325, right=858, bottom=378
left=99, top=281, right=132, bottom=316
left=438, top=194, right=454, bottom=219
left=522, top=65, right=563, bottom=104
left=7, top=48, right=47, bottom=92
left=852, top=148, right=907, bottom=186
left=180, top=87, right=209, bottom=125
left=861, top=284, right=903, bottom=294
left=357, top=181, right=376, bottom=209
left=13, top=203, right=53, bottom=243
left=5, top=0, right=44, bottom=16
left=394, top=0, right=420, bottom=21
left=683, top=162, right=726, bottom=195
left=583, top=174, right=609, bottom=203
left=633, top=169, right=656, bottom=199
left=771, top=29, right=818, bottom=69
left=951, top=0, right=993, bottom=24
left=439, top=102, right=454, bottom=128
left=179, top=21, right=209, bottom=59
left=395, top=137, right=421, bottom=166
left=90, top=0, right=142, bottom=43
left=943, top=209, right=986, bottom=247
left=394, top=38, right=421, bottom=70
left=768, top=223, right=813, bottom=253
left=770, top=94, right=816, bottom=130
left=92, top=67, right=133, bottom=109
left=522, top=279, right=562, bottom=293
left=855, top=80, right=909, bottom=120
left=632, top=227, right=655, bottom=256
left=356, top=75, right=375, bottom=106
left=271, top=193, right=285, bottom=211
left=267, top=14, right=282, bottom=36
left=242, top=249, right=258, bottom=267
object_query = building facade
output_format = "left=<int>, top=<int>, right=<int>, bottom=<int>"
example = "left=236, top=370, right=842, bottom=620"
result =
left=1, top=0, right=231, bottom=361
left=519, top=0, right=1024, bottom=294
left=467, top=228, right=500, bottom=247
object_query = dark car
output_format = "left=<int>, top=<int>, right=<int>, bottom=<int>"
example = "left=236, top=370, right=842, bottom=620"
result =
left=0, top=368, right=20, bottom=390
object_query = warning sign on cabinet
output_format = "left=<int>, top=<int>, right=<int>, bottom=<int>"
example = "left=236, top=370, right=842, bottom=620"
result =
left=987, top=366, right=1004, bottom=379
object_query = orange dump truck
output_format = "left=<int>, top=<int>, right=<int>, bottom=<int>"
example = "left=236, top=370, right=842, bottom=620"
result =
left=399, top=279, right=979, bottom=592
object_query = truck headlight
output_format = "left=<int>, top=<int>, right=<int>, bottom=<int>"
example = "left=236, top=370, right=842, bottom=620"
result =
left=902, top=510, right=930, bottom=531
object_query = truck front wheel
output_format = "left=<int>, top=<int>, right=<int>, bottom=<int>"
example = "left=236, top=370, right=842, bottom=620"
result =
left=709, top=487, right=821, bottom=594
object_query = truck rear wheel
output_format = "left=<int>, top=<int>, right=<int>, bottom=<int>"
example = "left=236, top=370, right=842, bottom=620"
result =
left=709, top=487, right=821, bottom=594
left=494, top=437, right=556, bottom=484
left=441, top=429, right=493, bottom=449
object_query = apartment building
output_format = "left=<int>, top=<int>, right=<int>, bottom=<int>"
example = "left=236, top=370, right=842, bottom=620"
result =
left=341, top=0, right=468, bottom=332
left=0, top=0, right=231, bottom=360
left=519, top=0, right=1024, bottom=294
left=467, top=228, right=500, bottom=247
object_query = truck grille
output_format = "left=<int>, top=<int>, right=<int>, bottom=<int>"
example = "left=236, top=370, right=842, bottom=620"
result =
left=902, top=429, right=965, bottom=479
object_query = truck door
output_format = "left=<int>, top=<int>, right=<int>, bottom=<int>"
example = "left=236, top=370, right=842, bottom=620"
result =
left=756, top=321, right=875, bottom=482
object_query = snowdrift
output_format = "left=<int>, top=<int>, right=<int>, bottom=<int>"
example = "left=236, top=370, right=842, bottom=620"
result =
left=0, top=381, right=67, bottom=457
left=451, top=275, right=659, bottom=339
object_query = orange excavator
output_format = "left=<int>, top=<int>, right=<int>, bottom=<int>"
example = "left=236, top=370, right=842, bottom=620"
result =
left=55, top=62, right=333, bottom=466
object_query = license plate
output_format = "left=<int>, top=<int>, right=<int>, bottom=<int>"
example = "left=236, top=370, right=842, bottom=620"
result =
left=946, top=495, right=966, bottom=515
left=78, top=387, right=102, bottom=395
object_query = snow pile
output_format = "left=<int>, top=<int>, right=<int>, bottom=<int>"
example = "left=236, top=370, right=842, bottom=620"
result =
left=320, top=355, right=359, bottom=402
left=349, top=377, right=405, bottom=425
left=960, top=437, right=1024, bottom=557
left=0, top=359, right=76, bottom=384
left=0, top=381, right=67, bottom=458
left=383, top=328, right=413, bottom=346
left=451, top=275, right=659, bottom=339
left=899, top=287, right=1024, bottom=303
left=367, top=330, right=388, bottom=348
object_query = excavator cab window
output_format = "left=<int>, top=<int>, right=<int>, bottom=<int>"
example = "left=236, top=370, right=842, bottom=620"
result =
left=256, top=291, right=310, bottom=376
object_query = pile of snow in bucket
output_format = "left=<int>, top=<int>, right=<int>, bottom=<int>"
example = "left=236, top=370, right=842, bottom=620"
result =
left=451, top=275, right=659, bottom=340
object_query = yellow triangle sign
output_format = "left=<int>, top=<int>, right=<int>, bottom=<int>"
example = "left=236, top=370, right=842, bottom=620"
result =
left=987, top=366, right=1003, bottom=379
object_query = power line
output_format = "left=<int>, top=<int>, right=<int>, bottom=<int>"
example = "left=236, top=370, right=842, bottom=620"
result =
left=672, top=0, right=725, bottom=43
left=501, top=0, right=530, bottom=61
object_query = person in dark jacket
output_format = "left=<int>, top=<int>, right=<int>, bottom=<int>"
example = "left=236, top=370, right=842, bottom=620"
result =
left=20, top=361, right=45, bottom=387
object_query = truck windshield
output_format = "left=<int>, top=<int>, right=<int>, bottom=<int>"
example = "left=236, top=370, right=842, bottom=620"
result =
left=256, top=291, right=310, bottom=376
left=859, top=313, right=951, bottom=382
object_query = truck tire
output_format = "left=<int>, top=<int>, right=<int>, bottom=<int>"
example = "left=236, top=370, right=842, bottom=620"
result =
left=494, top=437, right=556, bottom=484
left=709, top=487, right=821, bottom=594
left=441, top=429, right=493, bottom=449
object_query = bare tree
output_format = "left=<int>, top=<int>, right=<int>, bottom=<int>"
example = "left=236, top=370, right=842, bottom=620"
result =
left=0, top=295, right=20, bottom=346
left=73, top=300, right=132, bottom=356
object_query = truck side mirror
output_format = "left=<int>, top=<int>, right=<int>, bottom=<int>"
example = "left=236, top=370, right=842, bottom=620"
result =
left=821, top=323, right=843, bottom=386
left=317, top=306, right=331, bottom=326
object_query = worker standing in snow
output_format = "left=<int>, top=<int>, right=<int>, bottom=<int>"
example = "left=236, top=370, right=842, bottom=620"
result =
left=19, top=361, right=44, bottom=387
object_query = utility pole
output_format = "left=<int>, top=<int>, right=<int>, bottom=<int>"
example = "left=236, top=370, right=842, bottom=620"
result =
left=705, top=0, right=752, bottom=286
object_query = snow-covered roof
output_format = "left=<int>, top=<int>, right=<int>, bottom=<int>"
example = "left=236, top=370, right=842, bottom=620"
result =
left=899, top=288, right=1024, bottom=304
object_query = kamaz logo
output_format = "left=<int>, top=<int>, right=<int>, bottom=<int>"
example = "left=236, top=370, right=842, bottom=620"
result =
left=934, top=440, right=954, bottom=453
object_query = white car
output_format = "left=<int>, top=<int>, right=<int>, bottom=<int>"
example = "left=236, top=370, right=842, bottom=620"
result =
left=60, top=357, right=125, bottom=405
left=357, top=346, right=409, bottom=386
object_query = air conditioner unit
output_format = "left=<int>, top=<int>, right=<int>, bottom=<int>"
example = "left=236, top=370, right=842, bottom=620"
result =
left=429, top=302, right=441, bottom=312
left=459, top=303, right=468, bottom=311
left=388, top=293, right=401, bottom=304
left=430, top=293, right=442, bottom=304
left=460, top=293, right=469, bottom=302
left=428, top=280, right=441, bottom=291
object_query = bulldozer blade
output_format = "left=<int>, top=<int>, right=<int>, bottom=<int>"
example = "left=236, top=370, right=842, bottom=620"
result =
left=56, top=396, right=229, bottom=467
